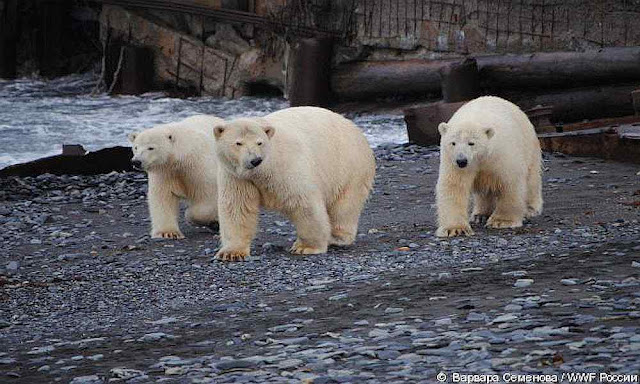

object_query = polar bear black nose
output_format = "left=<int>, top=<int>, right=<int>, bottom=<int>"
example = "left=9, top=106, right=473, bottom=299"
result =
left=456, top=158, right=468, bottom=168
left=131, top=159, right=142, bottom=169
left=250, top=157, right=263, bottom=167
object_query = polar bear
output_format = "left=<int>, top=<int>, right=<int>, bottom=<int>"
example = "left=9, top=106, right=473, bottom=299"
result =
left=212, top=107, right=376, bottom=261
left=435, top=96, right=543, bottom=237
left=128, top=115, right=224, bottom=239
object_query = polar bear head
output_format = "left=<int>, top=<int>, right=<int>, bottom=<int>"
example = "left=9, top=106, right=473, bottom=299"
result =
left=438, top=122, right=494, bottom=169
left=213, top=118, right=275, bottom=177
left=128, top=127, right=176, bottom=171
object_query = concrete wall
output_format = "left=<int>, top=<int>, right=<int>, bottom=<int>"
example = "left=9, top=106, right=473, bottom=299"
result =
left=340, top=0, right=640, bottom=62
left=101, top=5, right=284, bottom=97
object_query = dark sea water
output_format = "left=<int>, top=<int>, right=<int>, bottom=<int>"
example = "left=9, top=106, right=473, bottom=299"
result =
left=0, top=73, right=407, bottom=168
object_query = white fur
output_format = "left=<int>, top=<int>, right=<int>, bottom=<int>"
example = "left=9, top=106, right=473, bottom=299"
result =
left=436, top=96, right=543, bottom=237
left=213, top=107, right=376, bottom=261
left=129, top=115, right=224, bottom=239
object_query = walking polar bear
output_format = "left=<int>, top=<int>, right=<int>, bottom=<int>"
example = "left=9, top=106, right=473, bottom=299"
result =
left=129, top=115, right=224, bottom=239
left=212, top=107, right=376, bottom=261
left=436, top=96, right=543, bottom=237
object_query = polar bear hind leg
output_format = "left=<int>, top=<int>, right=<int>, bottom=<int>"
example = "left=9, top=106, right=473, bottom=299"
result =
left=328, top=183, right=370, bottom=246
left=525, top=167, right=543, bottom=218
left=288, top=199, right=331, bottom=255
left=185, top=202, right=219, bottom=229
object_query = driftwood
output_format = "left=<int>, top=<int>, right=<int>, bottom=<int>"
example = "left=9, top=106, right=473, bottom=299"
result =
left=331, top=47, right=640, bottom=102
left=0, top=147, right=134, bottom=178
left=331, top=59, right=454, bottom=101
left=477, top=47, right=640, bottom=91
left=504, top=83, right=639, bottom=123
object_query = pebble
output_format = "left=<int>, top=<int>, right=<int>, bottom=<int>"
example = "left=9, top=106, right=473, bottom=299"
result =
left=514, top=279, right=534, bottom=288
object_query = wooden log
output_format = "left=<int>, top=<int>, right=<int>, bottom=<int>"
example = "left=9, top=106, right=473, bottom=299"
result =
left=0, top=147, right=134, bottom=178
left=331, top=59, right=454, bottom=101
left=0, top=0, right=18, bottom=79
left=503, top=83, right=639, bottom=123
left=476, top=47, right=640, bottom=91
left=288, top=37, right=333, bottom=107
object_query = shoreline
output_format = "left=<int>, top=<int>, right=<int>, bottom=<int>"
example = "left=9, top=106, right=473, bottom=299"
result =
left=1, top=144, right=640, bottom=382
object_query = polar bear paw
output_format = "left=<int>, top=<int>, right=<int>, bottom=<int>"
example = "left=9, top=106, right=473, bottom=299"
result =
left=471, top=214, right=490, bottom=224
left=436, top=224, right=474, bottom=237
left=290, top=239, right=327, bottom=255
left=215, top=247, right=248, bottom=262
left=152, top=230, right=185, bottom=240
left=486, top=216, right=523, bottom=229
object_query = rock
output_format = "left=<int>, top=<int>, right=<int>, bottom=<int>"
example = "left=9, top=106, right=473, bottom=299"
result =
left=514, top=279, right=534, bottom=288
left=561, top=278, right=579, bottom=285
left=384, top=307, right=404, bottom=314
left=289, top=307, right=314, bottom=313
left=26, top=345, right=55, bottom=355
left=137, top=332, right=174, bottom=342
left=492, top=314, right=518, bottom=323
left=215, top=359, right=259, bottom=371
left=110, top=368, right=145, bottom=380
left=70, top=375, right=102, bottom=384
left=277, top=358, right=304, bottom=370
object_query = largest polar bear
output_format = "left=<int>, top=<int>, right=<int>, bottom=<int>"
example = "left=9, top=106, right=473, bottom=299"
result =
left=129, top=115, right=224, bottom=239
left=212, top=107, right=376, bottom=261
left=436, top=96, right=543, bottom=237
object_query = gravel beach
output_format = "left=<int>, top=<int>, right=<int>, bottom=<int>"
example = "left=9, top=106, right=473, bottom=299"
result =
left=1, top=145, right=640, bottom=383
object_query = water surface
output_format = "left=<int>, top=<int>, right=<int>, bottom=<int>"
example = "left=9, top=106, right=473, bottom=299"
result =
left=0, top=73, right=408, bottom=168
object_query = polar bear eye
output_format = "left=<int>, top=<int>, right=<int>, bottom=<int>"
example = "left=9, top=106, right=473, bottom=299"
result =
left=451, top=142, right=456, bottom=146
left=257, top=142, right=263, bottom=146
left=468, top=142, right=475, bottom=146
left=148, top=147, right=154, bottom=151
left=236, top=142, right=243, bottom=146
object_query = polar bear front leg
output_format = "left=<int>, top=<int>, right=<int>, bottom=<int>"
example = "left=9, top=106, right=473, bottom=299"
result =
left=148, top=175, right=184, bottom=239
left=486, top=183, right=526, bottom=229
left=436, top=176, right=474, bottom=237
left=215, top=174, right=260, bottom=262
left=471, top=192, right=495, bottom=224
left=287, top=200, right=330, bottom=255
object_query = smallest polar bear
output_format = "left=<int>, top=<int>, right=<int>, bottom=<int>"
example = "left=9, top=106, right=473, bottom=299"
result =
left=436, top=96, right=543, bottom=237
left=129, top=115, right=224, bottom=239
left=213, top=107, right=376, bottom=261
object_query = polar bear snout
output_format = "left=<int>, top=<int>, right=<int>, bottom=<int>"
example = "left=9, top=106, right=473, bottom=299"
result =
left=456, top=156, right=468, bottom=168
left=247, top=157, right=263, bottom=169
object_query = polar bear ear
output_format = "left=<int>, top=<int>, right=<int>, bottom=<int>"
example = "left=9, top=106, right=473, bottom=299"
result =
left=263, top=126, right=275, bottom=139
left=128, top=132, right=138, bottom=143
left=438, top=123, right=448, bottom=136
left=485, top=128, right=495, bottom=139
left=213, top=125, right=226, bottom=139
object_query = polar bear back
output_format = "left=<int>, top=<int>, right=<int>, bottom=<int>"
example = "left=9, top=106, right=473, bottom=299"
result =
left=263, top=107, right=375, bottom=200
